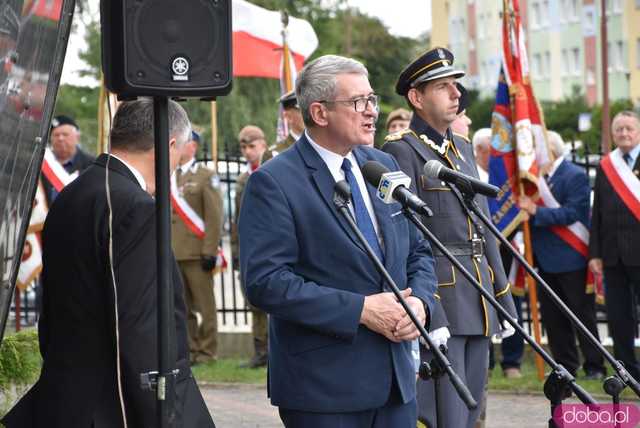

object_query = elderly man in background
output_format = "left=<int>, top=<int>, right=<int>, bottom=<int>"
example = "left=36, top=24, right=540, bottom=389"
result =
left=520, top=131, right=605, bottom=380
left=42, top=115, right=94, bottom=204
left=589, top=111, right=640, bottom=382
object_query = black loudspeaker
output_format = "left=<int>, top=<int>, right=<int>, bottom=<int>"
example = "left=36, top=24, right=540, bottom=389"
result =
left=101, top=0, right=232, bottom=98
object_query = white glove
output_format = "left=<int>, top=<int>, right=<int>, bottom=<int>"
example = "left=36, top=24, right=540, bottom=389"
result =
left=420, top=327, right=450, bottom=349
left=495, top=319, right=516, bottom=340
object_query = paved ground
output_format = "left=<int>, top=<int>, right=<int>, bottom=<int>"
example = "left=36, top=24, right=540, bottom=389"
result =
left=201, top=383, right=559, bottom=428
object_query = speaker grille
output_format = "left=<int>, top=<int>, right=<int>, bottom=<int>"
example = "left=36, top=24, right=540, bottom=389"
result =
left=123, top=0, right=230, bottom=91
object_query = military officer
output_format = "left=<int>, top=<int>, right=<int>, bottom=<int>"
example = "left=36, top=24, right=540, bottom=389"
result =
left=172, top=131, right=224, bottom=365
left=262, top=90, right=303, bottom=162
left=382, top=47, right=517, bottom=428
left=231, top=125, right=269, bottom=368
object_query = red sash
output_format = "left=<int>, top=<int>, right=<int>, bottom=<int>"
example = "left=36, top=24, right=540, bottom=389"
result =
left=41, top=148, right=78, bottom=191
left=600, top=149, right=640, bottom=222
left=171, top=171, right=227, bottom=270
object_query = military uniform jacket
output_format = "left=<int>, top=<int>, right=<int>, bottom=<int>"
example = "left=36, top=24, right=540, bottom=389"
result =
left=171, top=160, right=224, bottom=261
left=382, top=115, right=516, bottom=336
left=262, top=134, right=295, bottom=163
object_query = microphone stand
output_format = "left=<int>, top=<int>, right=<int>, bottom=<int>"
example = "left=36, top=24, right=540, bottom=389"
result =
left=398, top=205, right=597, bottom=426
left=332, top=183, right=478, bottom=422
left=455, top=184, right=640, bottom=399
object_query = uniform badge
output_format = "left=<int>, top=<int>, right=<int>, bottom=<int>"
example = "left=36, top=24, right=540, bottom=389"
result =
left=420, top=134, right=448, bottom=156
left=210, top=175, right=221, bottom=188
left=437, top=48, right=446, bottom=59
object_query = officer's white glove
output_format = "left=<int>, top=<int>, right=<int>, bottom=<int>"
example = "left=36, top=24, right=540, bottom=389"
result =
left=495, top=319, right=516, bottom=340
left=420, top=326, right=450, bottom=349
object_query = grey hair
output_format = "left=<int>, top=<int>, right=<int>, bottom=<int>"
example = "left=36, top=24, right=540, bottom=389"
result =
left=472, top=128, right=492, bottom=149
left=546, top=130, right=566, bottom=158
left=110, top=98, right=191, bottom=152
left=611, top=110, right=640, bottom=128
left=295, top=54, right=369, bottom=127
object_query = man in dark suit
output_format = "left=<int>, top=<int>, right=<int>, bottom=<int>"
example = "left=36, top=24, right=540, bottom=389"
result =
left=382, top=47, right=517, bottom=428
left=3, top=99, right=215, bottom=428
left=589, top=110, right=640, bottom=382
left=519, top=130, right=605, bottom=379
left=42, top=115, right=94, bottom=205
left=239, top=54, right=437, bottom=428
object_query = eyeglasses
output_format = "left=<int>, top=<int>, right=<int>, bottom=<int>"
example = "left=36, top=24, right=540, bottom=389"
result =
left=320, top=94, right=379, bottom=113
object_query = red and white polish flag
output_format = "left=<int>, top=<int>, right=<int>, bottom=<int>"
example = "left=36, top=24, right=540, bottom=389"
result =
left=232, top=0, right=318, bottom=79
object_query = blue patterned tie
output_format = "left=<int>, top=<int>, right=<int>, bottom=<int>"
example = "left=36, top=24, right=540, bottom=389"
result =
left=341, top=158, right=384, bottom=263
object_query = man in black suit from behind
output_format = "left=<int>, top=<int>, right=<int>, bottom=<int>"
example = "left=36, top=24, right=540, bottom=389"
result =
left=3, top=99, right=215, bottom=428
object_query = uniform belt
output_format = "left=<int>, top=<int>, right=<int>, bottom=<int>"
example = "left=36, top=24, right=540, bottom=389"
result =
left=433, top=239, right=484, bottom=258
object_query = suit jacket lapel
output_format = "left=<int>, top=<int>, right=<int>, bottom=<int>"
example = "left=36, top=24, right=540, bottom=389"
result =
left=353, top=147, right=397, bottom=270
left=296, top=136, right=367, bottom=254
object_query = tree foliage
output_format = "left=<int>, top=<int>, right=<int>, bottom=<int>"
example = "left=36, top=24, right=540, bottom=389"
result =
left=57, top=0, right=427, bottom=154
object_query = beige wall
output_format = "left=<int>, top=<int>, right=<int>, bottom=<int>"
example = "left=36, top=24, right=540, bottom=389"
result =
left=626, top=0, right=640, bottom=106
left=431, top=0, right=450, bottom=48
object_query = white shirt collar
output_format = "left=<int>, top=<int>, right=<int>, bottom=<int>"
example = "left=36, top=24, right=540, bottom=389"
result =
left=179, top=158, right=196, bottom=175
left=290, top=130, right=301, bottom=141
left=109, top=153, right=147, bottom=191
left=305, top=130, right=357, bottom=182
left=548, top=155, right=564, bottom=179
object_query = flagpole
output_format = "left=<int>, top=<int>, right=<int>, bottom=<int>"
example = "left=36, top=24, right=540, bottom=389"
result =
left=210, top=101, right=218, bottom=167
left=281, top=11, right=293, bottom=93
left=97, top=75, right=107, bottom=155
left=521, top=217, right=545, bottom=380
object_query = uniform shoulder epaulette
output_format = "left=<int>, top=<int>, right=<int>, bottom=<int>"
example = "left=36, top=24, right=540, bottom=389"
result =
left=384, top=129, right=413, bottom=142
left=452, top=132, right=471, bottom=143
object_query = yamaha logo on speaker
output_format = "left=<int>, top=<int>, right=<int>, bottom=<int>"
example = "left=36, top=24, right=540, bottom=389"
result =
left=171, top=56, right=190, bottom=82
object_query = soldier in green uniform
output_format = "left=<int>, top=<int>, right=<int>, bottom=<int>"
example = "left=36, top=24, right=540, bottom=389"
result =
left=231, top=125, right=269, bottom=368
left=382, top=47, right=517, bottom=428
left=171, top=131, right=224, bottom=365
left=262, top=90, right=304, bottom=162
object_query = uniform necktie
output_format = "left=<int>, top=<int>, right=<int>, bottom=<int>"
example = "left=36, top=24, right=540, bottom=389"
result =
left=341, top=158, right=384, bottom=263
left=623, top=153, right=632, bottom=167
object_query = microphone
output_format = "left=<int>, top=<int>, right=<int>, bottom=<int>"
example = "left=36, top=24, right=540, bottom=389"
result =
left=423, top=160, right=500, bottom=198
left=361, top=161, right=433, bottom=216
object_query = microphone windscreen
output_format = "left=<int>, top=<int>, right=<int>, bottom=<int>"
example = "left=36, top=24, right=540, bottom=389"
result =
left=361, top=161, right=390, bottom=187
left=334, top=180, right=351, bottom=199
left=423, top=160, right=443, bottom=178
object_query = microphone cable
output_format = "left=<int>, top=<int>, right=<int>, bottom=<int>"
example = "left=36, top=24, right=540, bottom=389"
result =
left=104, top=97, right=129, bottom=428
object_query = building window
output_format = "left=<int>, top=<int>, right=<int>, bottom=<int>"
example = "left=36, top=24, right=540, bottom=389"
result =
left=572, top=47, right=580, bottom=75
left=570, top=0, right=579, bottom=21
left=542, top=0, right=549, bottom=27
left=561, top=49, right=569, bottom=75
left=544, top=51, right=551, bottom=78
left=616, top=40, right=625, bottom=71
left=613, top=0, right=622, bottom=13
left=558, top=0, right=566, bottom=23
left=533, top=53, right=542, bottom=78
left=607, top=42, right=613, bottom=72
left=532, top=2, right=541, bottom=29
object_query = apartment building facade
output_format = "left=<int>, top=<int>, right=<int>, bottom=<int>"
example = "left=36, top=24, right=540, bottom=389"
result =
left=431, top=0, right=640, bottom=106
